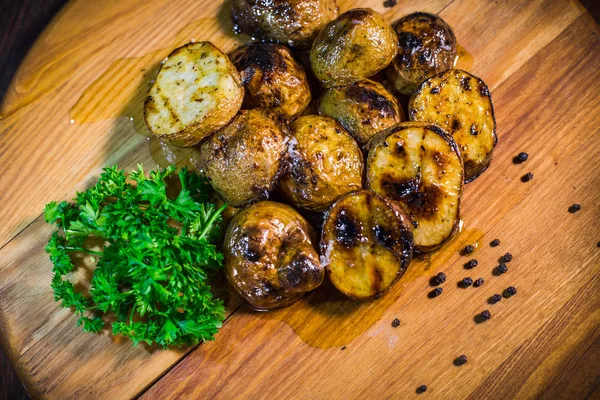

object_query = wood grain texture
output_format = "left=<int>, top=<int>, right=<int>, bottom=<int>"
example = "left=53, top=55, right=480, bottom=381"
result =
left=0, top=0, right=598, bottom=399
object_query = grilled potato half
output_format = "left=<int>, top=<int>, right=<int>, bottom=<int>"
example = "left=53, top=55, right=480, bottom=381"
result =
left=225, top=201, right=323, bottom=310
left=317, top=79, right=405, bottom=148
left=321, top=190, right=414, bottom=299
left=366, top=122, right=463, bottom=252
left=310, top=8, right=398, bottom=88
left=144, top=42, right=244, bottom=147
left=231, top=0, right=339, bottom=49
left=385, top=12, right=456, bottom=97
left=409, top=69, right=497, bottom=182
left=279, top=115, right=363, bottom=212
left=199, top=109, right=289, bottom=207
left=230, top=43, right=311, bottom=119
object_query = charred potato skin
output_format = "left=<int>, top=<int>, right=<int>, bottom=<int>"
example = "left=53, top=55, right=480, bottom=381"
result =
left=279, top=115, right=364, bottom=212
left=199, top=109, right=289, bottom=208
left=230, top=43, right=312, bottom=119
left=317, top=79, right=405, bottom=147
left=231, top=0, right=339, bottom=49
left=367, top=122, right=463, bottom=252
left=409, top=69, right=497, bottom=182
left=224, top=201, right=323, bottom=310
left=321, top=190, right=414, bottom=300
left=310, top=8, right=398, bottom=88
left=144, top=42, right=244, bottom=147
left=385, top=12, right=456, bottom=97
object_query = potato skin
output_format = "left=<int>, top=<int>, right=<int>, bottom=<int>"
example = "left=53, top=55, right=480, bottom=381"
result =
left=279, top=115, right=363, bottom=212
left=199, top=110, right=289, bottom=207
left=230, top=43, right=311, bottom=119
left=310, top=8, right=398, bottom=88
left=409, top=69, right=497, bottom=182
left=366, top=122, right=463, bottom=252
left=321, top=190, right=413, bottom=300
left=224, top=201, right=323, bottom=310
left=144, top=42, right=244, bottom=147
left=317, top=79, right=405, bottom=147
left=231, top=0, right=339, bottom=49
left=385, top=13, right=456, bottom=97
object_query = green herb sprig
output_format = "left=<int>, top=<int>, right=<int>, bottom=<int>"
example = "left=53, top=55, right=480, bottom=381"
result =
left=44, top=165, right=226, bottom=348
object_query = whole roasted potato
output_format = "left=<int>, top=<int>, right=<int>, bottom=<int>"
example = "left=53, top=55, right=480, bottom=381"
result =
left=409, top=69, right=497, bottom=182
left=321, top=190, right=414, bottom=300
left=145, top=42, right=244, bottom=147
left=317, top=79, right=405, bottom=147
left=224, top=201, right=324, bottom=310
left=310, top=8, right=398, bottom=88
left=279, top=115, right=363, bottom=212
left=366, top=122, right=463, bottom=252
left=385, top=12, right=456, bottom=97
left=230, top=43, right=311, bottom=119
left=231, top=0, right=339, bottom=49
left=199, top=110, right=289, bottom=207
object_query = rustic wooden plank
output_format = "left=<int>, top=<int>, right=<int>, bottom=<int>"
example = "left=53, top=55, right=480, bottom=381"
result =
left=143, top=12, right=600, bottom=399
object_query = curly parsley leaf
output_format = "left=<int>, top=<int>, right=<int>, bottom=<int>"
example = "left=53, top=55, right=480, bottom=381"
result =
left=44, top=165, right=227, bottom=348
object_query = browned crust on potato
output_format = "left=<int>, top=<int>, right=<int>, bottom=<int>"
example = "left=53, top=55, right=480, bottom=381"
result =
left=225, top=201, right=323, bottom=310
left=320, top=189, right=414, bottom=299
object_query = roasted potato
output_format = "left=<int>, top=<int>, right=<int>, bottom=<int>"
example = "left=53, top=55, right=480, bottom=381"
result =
left=230, top=43, right=311, bottom=119
left=317, top=79, right=405, bottom=147
left=310, top=8, right=398, bottom=88
left=409, top=69, right=497, bottom=182
left=199, top=109, right=289, bottom=207
left=224, top=201, right=323, bottom=310
left=385, top=12, right=456, bottom=97
left=144, top=42, right=244, bottom=147
left=231, top=0, right=339, bottom=49
left=279, top=115, right=363, bottom=212
left=366, top=122, right=463, bottom=252
left=321, top=190, right=414, bottom=299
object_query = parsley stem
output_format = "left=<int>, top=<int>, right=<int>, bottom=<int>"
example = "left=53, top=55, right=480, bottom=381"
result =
left=64, top=246, right=103, bottom=256
left=198, top=203, right=228, bottom=239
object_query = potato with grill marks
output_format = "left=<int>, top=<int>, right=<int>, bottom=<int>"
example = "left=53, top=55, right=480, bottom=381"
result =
left=366, top=122, right=463, bottom=252
left=310, top=8, right=398, bottom=88
left=321, top=190, right=414, bottom=300
left=199, top=109, right=289, bottom=208
left=279, top=115, right=363, bottom=212
left=385, top=12, right=456, bottom=97
left=317, top=79, right=405, bottom=148
left=409, top=69, right=497, bottom=182
left=230, top=43, right=312, bottom=119
left=231, top=0, right=339, bottom=49
left=144, top=42, right=244, bottom=147
left=225, top=201, right=323, bottom=310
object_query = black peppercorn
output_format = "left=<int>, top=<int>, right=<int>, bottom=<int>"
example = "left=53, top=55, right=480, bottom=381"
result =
left=463, top=244, right=475, bottom=255
left=504, top=286, right=517, bottom=297
left=513, top=152, right=529, bottom=163
left=490, top=239, right=500, bottom=247
left=391, top=318, right=400, bottom=328
left=481, top=310, right=491, bottom=319
left=383, top=0, right=397, bottom=7
left=521, top=172, right=534, bottom=182
left=489, top=294, right=502, bottom=304
left=465, top=259, right=478, bottom=269
left=459, top=277, right=473, bottom=288
left=502, top=253, right=513, bottom=262
left=474, top=278, right=484, bottom=287
left=494, top=263, right=508, bottom=276
left=454, top=355, right=468, bottom=366
left=429, top=287, right=443, bottom=298
left=431, top=272, right=447, bottom=286
left=416, top=385, right=427, bottom=394
left=568, top=204, right=581, bottom=213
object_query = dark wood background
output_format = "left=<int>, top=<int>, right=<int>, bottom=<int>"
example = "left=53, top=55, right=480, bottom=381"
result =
left=0, top=1, right=598, bottom=399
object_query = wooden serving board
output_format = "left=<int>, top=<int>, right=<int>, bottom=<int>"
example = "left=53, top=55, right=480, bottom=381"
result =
left=0, top=0, right=599, bottom=398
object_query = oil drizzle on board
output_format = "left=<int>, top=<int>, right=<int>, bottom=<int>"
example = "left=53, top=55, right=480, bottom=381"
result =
left=266, top=226, right=485, bottom=349
left=454, top=44, right=474, bottom=70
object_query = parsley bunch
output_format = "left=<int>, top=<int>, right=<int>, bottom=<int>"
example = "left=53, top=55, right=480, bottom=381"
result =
left=44, top=165, right=227, bottom=348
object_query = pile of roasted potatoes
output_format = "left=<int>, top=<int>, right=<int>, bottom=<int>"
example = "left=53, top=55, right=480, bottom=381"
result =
left=144, top=1, right=497, bottom=310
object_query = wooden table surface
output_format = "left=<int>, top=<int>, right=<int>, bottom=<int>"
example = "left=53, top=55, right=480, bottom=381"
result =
left=0, top=0, right=599, bottom=399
